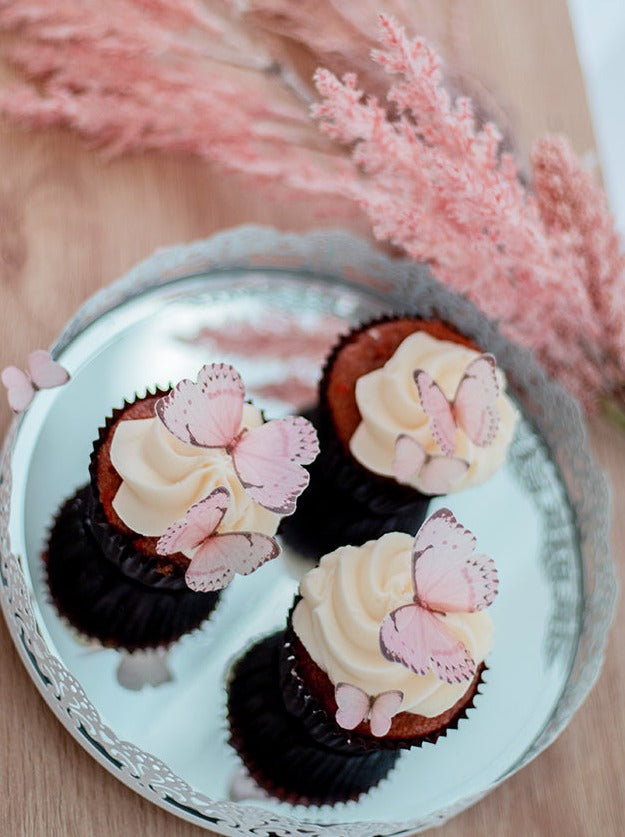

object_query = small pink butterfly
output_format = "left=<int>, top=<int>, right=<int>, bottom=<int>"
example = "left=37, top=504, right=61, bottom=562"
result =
left=379, top=508, right=498, bottom=684
left=414, top=354, right=500, bottom=457
left=155, top=363, right=319, bottom=515
left=392, top=433, right=469, bottom=494
left=156, top=486, right=280, bottom=592
left=334, top=683, right=404, bottom=737
left=1, top=350, right=70, bottom=413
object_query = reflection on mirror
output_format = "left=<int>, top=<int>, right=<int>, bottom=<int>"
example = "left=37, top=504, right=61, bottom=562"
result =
left=7, top=271, right=582, bottom=825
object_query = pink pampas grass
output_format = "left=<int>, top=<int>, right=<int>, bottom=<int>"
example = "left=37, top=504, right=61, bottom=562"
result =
left=313, top=15, right=625, bottom=410
left=0, top=0, right=352, bottom=195
left=2, top=5, right=624, bottom=415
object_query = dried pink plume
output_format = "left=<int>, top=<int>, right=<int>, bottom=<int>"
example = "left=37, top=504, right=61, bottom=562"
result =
left=532, top=135, right=625, bottom=380
left=313, top=15, right=625, bottom=409
left=0, top=1, right=495, bottom=205
left=0, top=0, right=355, bottom=200
left=1, top=5, right=624, bottom=412
left=0, top=0, right=458, bottom=206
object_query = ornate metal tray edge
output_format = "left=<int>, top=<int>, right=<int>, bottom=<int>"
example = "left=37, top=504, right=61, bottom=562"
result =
left=0, top=225, right=616, bottom=836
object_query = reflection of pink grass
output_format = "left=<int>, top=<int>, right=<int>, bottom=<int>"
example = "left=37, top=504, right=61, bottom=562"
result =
left=185, top=319, right=345, bottom=362
left=183, top=317, right=347, bottom=410
left=250, top=377, right=317, bottom=411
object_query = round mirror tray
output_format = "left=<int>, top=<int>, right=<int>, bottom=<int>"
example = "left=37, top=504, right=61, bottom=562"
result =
left=0, top=227, right=616, bottom=836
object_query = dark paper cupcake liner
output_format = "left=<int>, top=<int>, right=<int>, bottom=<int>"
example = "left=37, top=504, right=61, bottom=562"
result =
left=309, top=406, right=428, bottom=518
left=45, top=486, right=220, bottom=651
left=87, top=388, right=189, bottom=591
left=279, top=418, right=430, bottom=561
left=227, top=631, right=400, bottom=806
left=84, top=487, right=188, bottom=591
left=279, top=608, right=486, bottom=753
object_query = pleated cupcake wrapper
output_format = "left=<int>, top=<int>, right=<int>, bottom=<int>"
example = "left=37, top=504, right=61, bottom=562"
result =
left=87, top=387, right=189, bottom=591
left=279, top=607, right=486, bottom=753
left=227, top=631, right=400, bottom=806
left=308, top=405, right=427, bottom=517
left=84, top=487, right=188, bottom=591
left=45, top=486, right=220, bottom=652
left=279, top=450, right=430, bottom=562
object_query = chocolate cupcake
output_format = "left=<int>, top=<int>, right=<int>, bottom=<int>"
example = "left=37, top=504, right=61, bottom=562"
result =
left=86, top=390, right=189, bottom=590
left=46, top=362, right=318, bottom=649
left=45, top=486, right=218, bottom=651
left=228, top=631, right=401, bottom=805
left=281, top=316, right=518, bottom=560
left=228, top=510, right=498, bottom=805
left=87, top=384, right=283, bottom=591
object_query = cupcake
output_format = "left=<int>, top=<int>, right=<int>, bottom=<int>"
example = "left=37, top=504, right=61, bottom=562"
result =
left=281, top=316, right=518, bottom=559
left=228, top=508, right=499, bottom=805
left=46, top=362, right=319, bottom=649
left=45, top=486, right=218, bottom=651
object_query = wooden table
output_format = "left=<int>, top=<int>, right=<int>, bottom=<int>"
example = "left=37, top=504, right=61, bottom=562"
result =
left=0, top=2, right=622, bottom=834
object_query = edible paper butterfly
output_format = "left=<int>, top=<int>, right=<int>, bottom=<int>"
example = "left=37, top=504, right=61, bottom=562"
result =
left=379, top=508, right=498, bottom=684
left=334, top=683, right=404, bottom=737
left=414, top=354, right=500, bottom=457
left=392, top=434, right=469, bottom=493
left=156, top=486, right=280, bottom=592
left=1, top=350, right=70, bottom=413
left=155, top=363, right=319, bottom=515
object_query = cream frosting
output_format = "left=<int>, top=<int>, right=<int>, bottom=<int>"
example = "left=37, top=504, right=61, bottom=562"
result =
left=292, top=532, right=493, bottom=717
left=110, top=404, right=281, bottom=537
left=349, top=331, right=518, bottom=494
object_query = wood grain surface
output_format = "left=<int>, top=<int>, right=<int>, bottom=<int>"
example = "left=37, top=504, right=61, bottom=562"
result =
left=0, top=2, right=622, bottom=835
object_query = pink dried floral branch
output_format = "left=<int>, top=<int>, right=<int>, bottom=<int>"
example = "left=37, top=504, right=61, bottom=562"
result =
left=242, top=0, right=440, bottom=103
left=313, top=15, right=625, bottom=409
left=243, top=0, right=515, bottom=148
left=532, top=135, right=625, bottom=377
left=1, top=4, right=623, bottom=413
left=0, top=0, right=355, bottom=197
left=0, top=1, right=488, bottom=202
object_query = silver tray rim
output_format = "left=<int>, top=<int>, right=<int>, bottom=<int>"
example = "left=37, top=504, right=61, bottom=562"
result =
left=0, top=225, right=616, bottom=837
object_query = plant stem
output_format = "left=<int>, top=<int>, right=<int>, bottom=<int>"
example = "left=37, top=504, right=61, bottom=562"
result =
left=600, top=394, right=625, bottom=433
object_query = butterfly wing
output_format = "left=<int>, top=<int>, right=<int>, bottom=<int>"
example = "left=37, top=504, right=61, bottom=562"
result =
left=392, top=435, right=468, bottom=494
left=27, top=349, right=70, bottom=389
left=334, top=682, right=370, bottom=731
left=156, top=362, right=244, bottom=447
left=1, top=366, right=35, bottom=412
left=156, top=487, right=230, bottom=555
left=412, top=508, right=499, bottom=612
left=414, top=370, right=457, bottom=456
left=232, top=416, right=319, bottom=514
left=453, top=354, right=500, bottom=447
left=369, top=690, right=404, bottom=737
left=184, top=531, right=280, bottom=592
left=419, top=454, right=469, bottom=494
left=379, top=604, right=475, bottom=684
left=392, top=434, right=427, bottom=484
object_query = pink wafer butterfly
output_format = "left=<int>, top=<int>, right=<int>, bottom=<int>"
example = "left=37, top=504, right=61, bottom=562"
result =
left=379, top=508, right=498, bottom=684
left=414, top=354, right=500, bottom=457
left=2, top=350, right=70, bottom=413
left=392, top=434, right=469, bottom=494
left=334, top=683, right=404, bottom=738
left=155, top=363, right=319, bottom=515
left=156, top=486, right=280, bottom=592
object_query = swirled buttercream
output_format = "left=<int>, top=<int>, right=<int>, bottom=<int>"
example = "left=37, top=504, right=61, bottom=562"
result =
left=349, top=332, right=518, bottom=493
left=110, top=404, right=280, bottom=537
left=292, top=532, right=493, bottom=717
